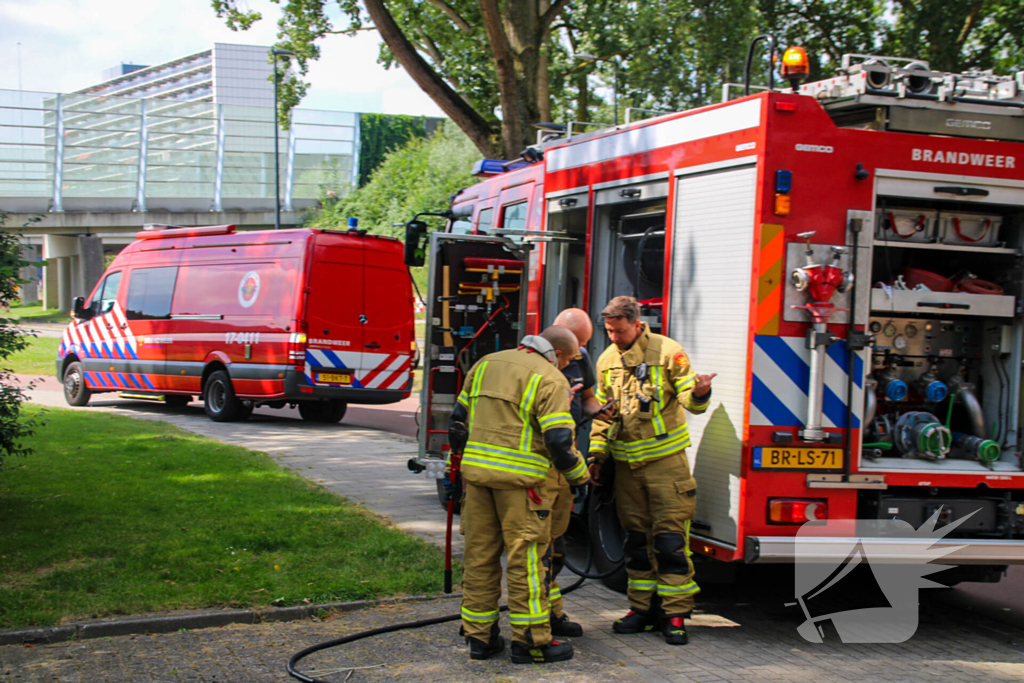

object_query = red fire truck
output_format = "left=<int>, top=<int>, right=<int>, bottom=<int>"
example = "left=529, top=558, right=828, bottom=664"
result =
left=408, top=47, right=1024, bottom=584
left=58, top=225, right=415, bottom=423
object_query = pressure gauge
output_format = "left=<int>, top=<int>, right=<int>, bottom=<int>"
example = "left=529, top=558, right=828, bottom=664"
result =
left=869, top=321, right=882, bottom=334
left=893, top=334, right=908, bottom=351
left=883, top=323, right=897, bottom=337
left=904, top=323, right=918, bottom=339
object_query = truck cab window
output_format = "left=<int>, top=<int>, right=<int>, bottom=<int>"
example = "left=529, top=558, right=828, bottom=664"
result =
left=451, top=217, right=473, bottom=235
left=94, top=271, right=122, bottom=314
left=126, top=267, right=178, bottom=320
left=476, top=207, right=493, bottom=234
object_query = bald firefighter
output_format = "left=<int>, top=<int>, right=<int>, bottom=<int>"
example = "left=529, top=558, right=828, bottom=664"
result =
left=450, top=325, right=590, bottom=664
left=589, top=297, right=715, bottom=645
left=546, top=308, right=615, bottom=637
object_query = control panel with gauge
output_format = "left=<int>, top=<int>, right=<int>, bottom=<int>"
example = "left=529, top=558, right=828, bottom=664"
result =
left=868, top=316, right=983, bottom=361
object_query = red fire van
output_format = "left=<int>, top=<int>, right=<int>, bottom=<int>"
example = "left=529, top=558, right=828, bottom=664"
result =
left=57, top=224, right=415, bottom=423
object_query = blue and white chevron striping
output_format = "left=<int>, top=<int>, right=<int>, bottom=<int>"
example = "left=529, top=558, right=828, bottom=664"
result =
left=750, top=335, right=865, bottom=429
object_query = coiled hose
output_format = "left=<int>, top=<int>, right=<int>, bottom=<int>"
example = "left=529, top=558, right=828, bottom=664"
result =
left=287, top=505, right=623, bottom=682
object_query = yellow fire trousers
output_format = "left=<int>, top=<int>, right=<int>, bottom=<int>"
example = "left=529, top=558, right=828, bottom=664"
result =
left=614, top=451, right=700, bottom=616
left=460, top=481, right=554, bottom=646
left=544, top=469, right=574, bottom=619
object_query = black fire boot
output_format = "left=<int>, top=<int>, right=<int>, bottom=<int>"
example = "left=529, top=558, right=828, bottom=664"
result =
left=550, top=612, right=583, bottom=637
left=612, top=608, right=658, bottom=634
left=510, top=639, right=575, bottom=664
left=467, top=623, right=505, bottom=660
left=661, top=616, right=688, bottom=645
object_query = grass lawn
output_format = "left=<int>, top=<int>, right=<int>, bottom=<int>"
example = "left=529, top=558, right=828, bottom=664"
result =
left=2, top=304, right=71, bottom=324
left=0, top=407, right=455, bottom=629
left=6, top=336, right=60, bottom=377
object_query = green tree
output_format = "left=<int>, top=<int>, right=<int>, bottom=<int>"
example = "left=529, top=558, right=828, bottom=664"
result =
left=212, top=1, right=1024, bottom=158
left=0, top=214, right=39, bottom=470
left=308, top=121, right=479, bottom=235
left=883, top=0, right=1024, bottom=74
left=358, top=114, right=431, bottom=187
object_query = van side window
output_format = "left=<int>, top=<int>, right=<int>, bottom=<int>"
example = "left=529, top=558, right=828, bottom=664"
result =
left=476, top=207, right=493, bottom=234
left=126, top=267, right=178, bottom=320
left=94, top=271, right=122, bottom=314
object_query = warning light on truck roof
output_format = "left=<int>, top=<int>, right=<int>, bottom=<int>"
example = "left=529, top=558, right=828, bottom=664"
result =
left=781, top=46, right=810, bottom=89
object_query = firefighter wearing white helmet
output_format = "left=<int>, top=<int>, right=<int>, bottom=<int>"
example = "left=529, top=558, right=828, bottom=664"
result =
left=589, top=296, right=715, bottom=646
left=448, top=325, right=590, bottom=664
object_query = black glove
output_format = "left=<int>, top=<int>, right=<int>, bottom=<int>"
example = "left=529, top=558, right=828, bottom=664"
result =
left=442, top=471, right=460, bottom=501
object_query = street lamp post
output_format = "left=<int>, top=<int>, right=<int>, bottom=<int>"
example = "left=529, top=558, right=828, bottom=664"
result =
left=576, top=53, right=620, bottom=125
left=271, top=48, right=297, bottom=230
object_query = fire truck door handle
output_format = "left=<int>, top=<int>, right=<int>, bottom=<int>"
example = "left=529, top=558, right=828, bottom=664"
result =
left=359, top=314, right=368, bottom=324
left=365, top=342, right=381, bottom=349
left=120, top=323, right=128, bottom=329
left=105, top=324, right=113, bottom=329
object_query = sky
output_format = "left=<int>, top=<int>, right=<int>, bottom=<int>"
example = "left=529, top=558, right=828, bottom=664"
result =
left=0, top=0, right=445, bottom=117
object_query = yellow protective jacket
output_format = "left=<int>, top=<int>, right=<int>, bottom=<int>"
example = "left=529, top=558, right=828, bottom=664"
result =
left=589, top=323, right=709, bottom=467
left=456, top=347, right=589, bottom=489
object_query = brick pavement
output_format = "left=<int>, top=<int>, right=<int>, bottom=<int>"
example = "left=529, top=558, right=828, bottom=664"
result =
left=13, top=389, right=1024, bottom=682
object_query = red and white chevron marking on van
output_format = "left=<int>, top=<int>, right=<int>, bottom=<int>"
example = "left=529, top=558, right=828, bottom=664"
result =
left=59, top=303, right=139, bottom=361
left=304, top=349, right=410, bottom=390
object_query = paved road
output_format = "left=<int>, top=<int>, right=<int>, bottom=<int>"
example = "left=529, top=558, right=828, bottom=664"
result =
left=14, top=386, right=1024, bottom=681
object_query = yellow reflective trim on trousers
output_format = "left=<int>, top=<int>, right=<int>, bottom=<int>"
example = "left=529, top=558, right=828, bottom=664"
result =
left=628, top=578, right=657, bottom=591
left=519, top=374, right=542, bottom=452
left=656, top=581, right=700, bottom=596
left=508, top=611, right=549, bottom=625
left=461, top=606, right=499, bottom=622
left=527, top=542, right=541, bottom=617
left=468, top=361, right=489, bottom=431
left=549, top=586, right=562, bottom=600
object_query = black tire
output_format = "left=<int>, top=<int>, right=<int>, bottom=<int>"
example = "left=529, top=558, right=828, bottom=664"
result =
left=586, top=481, right=628, bottom=593
left=436, top=479, right=462, bottom=514
left=298, top=400, right=347, bottom=424
left=203, top=370, right=244, bottom=422
left=238, top=401, right=254, bottom=421
left=164, top=394, right=192, bottom=407
left=62, top=361, right=91, bottom=407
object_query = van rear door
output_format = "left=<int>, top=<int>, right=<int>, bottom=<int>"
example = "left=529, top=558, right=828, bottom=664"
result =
left=361, top=236, right=414, bottom=391
left=304, top=233, right=364, bottom=387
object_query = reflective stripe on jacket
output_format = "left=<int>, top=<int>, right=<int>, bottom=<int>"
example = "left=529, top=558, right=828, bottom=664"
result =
left=589, top=323, right=709, bottom=467
left=457, top=348, right=585, bottom=489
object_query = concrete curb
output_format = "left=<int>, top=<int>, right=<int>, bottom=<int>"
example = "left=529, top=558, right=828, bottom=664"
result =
left=0, top=592, right=463, bottom=646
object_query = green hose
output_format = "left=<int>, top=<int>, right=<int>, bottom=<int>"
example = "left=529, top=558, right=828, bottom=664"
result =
left=862, top=442, right=894, bottom=449
left=945, top=392, right=956, bottom=429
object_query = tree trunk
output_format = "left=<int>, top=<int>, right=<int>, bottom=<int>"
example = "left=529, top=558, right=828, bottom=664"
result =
left=363, top=0, right=496, bottom=156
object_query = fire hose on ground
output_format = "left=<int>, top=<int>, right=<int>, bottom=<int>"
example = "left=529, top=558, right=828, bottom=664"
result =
left=286, top=450, right=624, bottom=682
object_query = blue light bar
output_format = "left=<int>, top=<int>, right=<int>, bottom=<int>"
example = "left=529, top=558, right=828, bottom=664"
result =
left=472, top=158, right=529, bottom=177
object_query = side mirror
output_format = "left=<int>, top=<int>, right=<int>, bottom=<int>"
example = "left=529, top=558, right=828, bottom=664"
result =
left=404, top=220, right=428, bottom=267
left=72, top=296, right=90, bottom=321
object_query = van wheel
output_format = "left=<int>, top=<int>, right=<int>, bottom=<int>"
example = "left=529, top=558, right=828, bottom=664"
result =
left=164, top=394, right=191, bottom=407
left=204, top=370, right=244, bottom=422
left=63, top=361, right=91, bottom=407
left=298, top=400, right=348, bottom=424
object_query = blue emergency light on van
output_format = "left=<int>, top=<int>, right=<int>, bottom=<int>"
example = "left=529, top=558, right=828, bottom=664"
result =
left=472, top=158, right=529, bottom=177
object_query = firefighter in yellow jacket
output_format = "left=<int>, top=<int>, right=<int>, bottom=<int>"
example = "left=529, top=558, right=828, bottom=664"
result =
left=449, top=325, right=590, bottom=664
left=589, top=296, right=715, bottom=646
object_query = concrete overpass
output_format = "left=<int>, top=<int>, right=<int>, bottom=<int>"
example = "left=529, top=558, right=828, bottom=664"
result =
left=6, top=209, right=304, bottom=311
